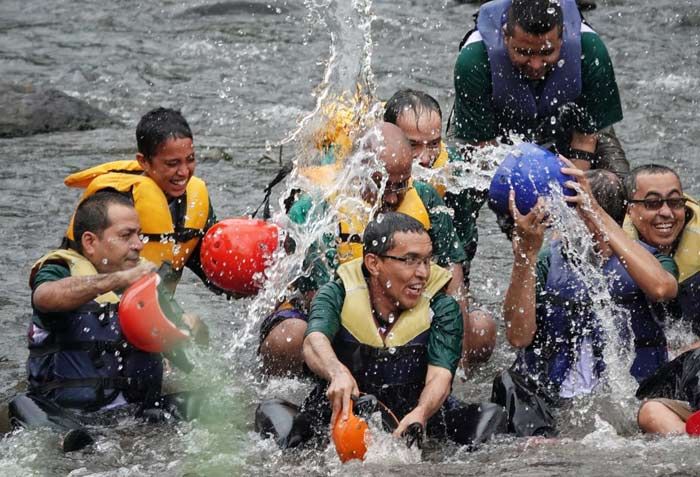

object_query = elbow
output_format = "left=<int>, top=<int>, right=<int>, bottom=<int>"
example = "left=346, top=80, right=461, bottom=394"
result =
left=648, top=280, right=679, bottom=302
left=505, top=323, right=534, bottom=348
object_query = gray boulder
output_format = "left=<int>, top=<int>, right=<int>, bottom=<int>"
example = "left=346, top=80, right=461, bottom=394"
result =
left=0, top=83, right=121, bottom=138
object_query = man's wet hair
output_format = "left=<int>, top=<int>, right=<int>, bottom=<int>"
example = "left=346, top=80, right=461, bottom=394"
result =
left=624, top=164, right=682, bottom=202
left=586, top=170, right=626, bottom=225
left=505, top=0, right=564, bottom=37
left=73, top=191, right=134, bottom=253
left=384, top=89, right=442, bottom=129
left=363, top=212, right=427, bottom=256
left=136, top=107, right=193, bottom=160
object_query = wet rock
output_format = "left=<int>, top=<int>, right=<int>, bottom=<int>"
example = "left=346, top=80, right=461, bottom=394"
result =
left=0, top=83, right=120, bottom=138
left=179, top=1, right=288, bottom=17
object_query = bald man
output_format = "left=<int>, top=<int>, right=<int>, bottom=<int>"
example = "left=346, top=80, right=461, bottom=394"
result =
left=260, top=123, right=495, bottom=376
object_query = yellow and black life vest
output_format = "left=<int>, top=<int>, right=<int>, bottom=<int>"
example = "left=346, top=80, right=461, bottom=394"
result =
left=30, top=248, right=119, bottom=304
left=336, top=257, right=451, bottom=348
left=336, top=180, right=432, bottom=264
left=63, top=161, right=210, bottom=270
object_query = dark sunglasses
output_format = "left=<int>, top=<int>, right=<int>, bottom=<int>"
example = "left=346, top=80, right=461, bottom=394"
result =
left=629, top=197, right=688, bottom=210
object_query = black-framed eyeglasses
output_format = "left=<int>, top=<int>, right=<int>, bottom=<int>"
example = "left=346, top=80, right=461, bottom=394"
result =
left=629, top=197, right=688, bottom=211
left=379, top=254, right=432, bottom=268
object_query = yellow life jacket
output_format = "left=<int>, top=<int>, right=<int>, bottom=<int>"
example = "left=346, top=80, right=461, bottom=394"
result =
left=30, top=249, right=119, bottom=305
left=64, top=161, right=210, bottom=270
left=336, top=258, right=452, bottom=347
left=335, top=181, right=432, bottom=264
left=623, top=195, right=700, bottom=283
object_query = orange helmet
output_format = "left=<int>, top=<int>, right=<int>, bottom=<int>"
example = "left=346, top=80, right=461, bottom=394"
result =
left=200, top=218, right=279, bottom=296
left=118, top=273, right=189, bottom=353
left=332, top=408, right=369, bottom=463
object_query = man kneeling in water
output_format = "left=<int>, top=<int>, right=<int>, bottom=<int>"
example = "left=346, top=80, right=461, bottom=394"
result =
left=297, top=212, right=505, bottom=447
left=19, top=191, right=204, bottom=443
left=498, top=167, right=678, bottom=435
left=626, top=165, right=700, bottom=435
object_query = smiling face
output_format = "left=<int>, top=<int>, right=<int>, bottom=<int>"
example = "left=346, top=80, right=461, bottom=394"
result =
left=505, top=24, right=562, bottom=81
left=83, top=203, right=143, bottom=274
left=137, top=136, right=195, bottom=199
left=395, top=109, right=442, bottom=168
left=627, top=172, right=686, bottom=253
left=365, top=230, right=432, bottom=313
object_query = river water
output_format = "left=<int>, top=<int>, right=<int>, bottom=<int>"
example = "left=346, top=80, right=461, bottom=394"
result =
left=1, top=0, right=699, bottom=475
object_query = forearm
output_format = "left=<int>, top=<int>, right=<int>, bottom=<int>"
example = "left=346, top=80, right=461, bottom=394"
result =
left=591, top=208, right=677, bottom=301
left=412, top=366, right=452, bottom=421
left=503, top=256, right=538, bottom=347
left=33, top=273, right=126, bottom=313
left=302, top=331, right=348, bottom=381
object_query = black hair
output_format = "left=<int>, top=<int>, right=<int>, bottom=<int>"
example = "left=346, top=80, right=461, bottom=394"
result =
left=136, top=107, right=193, bottom=159
left=73, top=190, right=134, bottom=253
left=363, top=212, right=427, bottom=256
left=505, top=0, right=564, bottom=37
left=624, top=164, right=681, bottom=202
left=586, top=170, right=626, bottom=226
left=384, top=89, right=442, bottom=129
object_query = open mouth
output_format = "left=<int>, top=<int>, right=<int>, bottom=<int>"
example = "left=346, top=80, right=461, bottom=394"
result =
left=653, top=222, right=675, bottom=233
left=405, top=283, right=424, bottom=298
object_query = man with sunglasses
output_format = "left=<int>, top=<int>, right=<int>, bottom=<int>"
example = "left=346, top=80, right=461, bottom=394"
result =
left=297, top=212, right=505, bottom=448
left=624, top=164, right=700, bottom=436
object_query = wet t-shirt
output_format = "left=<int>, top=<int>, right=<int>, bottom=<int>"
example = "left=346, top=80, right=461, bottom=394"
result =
left=306, top=278, right=464, bottom=376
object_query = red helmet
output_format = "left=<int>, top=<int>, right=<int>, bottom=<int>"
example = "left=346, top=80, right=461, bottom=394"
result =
left=686, top=410, right=700, bottom=436
left=200, top=218, right=279, bottom=296
left=118, top=273, right=189, bottom=353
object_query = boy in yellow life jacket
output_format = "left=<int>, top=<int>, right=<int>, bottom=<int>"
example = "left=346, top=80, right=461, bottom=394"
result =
left=62, top=108, right=222, bottom=295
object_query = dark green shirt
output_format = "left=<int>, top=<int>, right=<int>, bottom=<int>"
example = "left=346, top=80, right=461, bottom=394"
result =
left=306, top=279, right=464, bottom=375
left=453, top=31, right=623, bottom=143
left=288, top=180, right=467, bottom=291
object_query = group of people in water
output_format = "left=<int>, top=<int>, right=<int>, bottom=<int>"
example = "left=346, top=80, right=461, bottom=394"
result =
left=8, top=0, right=700, bottom=456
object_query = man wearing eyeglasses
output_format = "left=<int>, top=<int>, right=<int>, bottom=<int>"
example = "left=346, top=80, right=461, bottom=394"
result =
left=624, top=164, right=700, bottom=436
left=298, top=212, right=505, bottom=447
left=259, top=123, right=488, bottom=376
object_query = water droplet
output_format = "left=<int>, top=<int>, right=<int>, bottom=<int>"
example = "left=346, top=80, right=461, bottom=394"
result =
left=82, top=327, right=90, bottom=333
left=101, top=258, right=108, bottom=265
left=388, top=347, right=397, bottom=354
left=385, top=280, right=392, bottom=289
left=550, top=116, right=557, bottom=125
left=557, top=58, right=565, bottom=68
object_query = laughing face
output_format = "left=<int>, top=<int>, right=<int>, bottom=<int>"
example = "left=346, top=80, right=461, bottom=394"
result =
left=137, top=136, right=195, bottom=199
left=627, top=172, right=686, bottom=253
left=370, top=230, right=432, bottom=311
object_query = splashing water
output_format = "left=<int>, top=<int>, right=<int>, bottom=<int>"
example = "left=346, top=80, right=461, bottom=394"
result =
left=544, top=186, right=638, bottom=407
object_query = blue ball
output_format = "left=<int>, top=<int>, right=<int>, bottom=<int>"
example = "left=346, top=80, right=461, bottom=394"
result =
left=488, top=143, right=574, bottom=216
